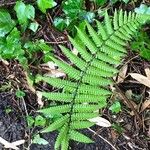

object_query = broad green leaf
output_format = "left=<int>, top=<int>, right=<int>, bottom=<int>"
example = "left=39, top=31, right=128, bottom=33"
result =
left=80, top=11, right=95, bottom=23
left=53, top=17, right=67, bottom=31
left=29, top=22, right=39, bottom=32
left=1, top=28, right=24, bottom=59
left=0, top=9, right=15, bottom=37
left=112, top=123, right=124, bottom=134
left=135, top=4, right=150, bottom=15
left=14, top=1, right=35, bottom=29
left=32, top=134, right=48, bottom=145
left=16, top=90, right=25, bottom=98
left=35, top=115, right=46, bottom=127
left=63, top=0, right=84, bottom=18
left=109, top=101, right=121, bottom=113
left=38, top=39, right=52, bottom=53
left=27, top=116, right=35, bottom=127
left=37, top=0, right=57, bottom=13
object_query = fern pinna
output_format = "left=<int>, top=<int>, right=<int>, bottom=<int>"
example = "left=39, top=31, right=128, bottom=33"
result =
left=35, top=10, right=149, bottom=150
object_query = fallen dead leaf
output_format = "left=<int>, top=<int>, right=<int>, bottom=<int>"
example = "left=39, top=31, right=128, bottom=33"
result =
left=125, top=90, right=133, bottom=100
left=1, top=59, right=9, bottom=66
left=25, top=72, right=36, bottom=93
left=45, top=69, right=66, bottom=78
left=0, top=137, right=25, bottom=150
left=145, top=67, right=150, bottom=80
left=88, top=117, right=111, bottom=127
left=46, top=61, right=58, bottom=69
left=36, top=91, right=44, bottom=108
left=130, top=73, right=150, bottom=88
left=41, top=61, right=66, bottom=78
left=72, top=47, right=78, bottom=55
left=117, top=64, right=128, bottom=83
left=140, top=99, right=150, bottom=112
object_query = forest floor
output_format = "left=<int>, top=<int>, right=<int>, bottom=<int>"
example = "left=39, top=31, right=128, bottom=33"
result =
left=0, top=0, right=150, bottom=150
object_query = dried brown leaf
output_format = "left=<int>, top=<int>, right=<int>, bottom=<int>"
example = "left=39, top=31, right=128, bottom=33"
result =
left=140, top=99, right=150, bottom=112
left=89, top=117, right=111, bottom=127
left=145, top=67, right=150, bottom=80
left=117, top=65, right=128, bottom=83
left=130, top=73, right=150, bottom=88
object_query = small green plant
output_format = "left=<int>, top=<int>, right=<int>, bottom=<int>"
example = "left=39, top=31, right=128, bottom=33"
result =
left=32, top=134, right=49, bottom=145
left=37, top=0, right=57, bottom=13
left=0, top=1, right=52, bottom=70
left=131, top=31, right=150, bottom=60
left=109, top=101, right=121, bottom=113
left=27, top=115, right=47, bottom=128
left=53, top=0, right=95, bottom=32
left=112, top=123, right=124, bottom=134
left=16, top=90, right=26, bottom=98
left=36, top=10, right=150, bottom=150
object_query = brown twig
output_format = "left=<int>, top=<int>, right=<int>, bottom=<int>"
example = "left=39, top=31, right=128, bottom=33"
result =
left=113, top=79, right=143, bottom=126
left=88, top=128, right=118, bottom=150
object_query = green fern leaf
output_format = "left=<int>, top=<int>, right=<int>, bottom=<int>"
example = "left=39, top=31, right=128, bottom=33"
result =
left=68, top=36, right=92, bottom=62
left=73, top=104, right=99, bottom=112
left=38, top=104, right=71, bottom=115
left=113, top=9, right=119, bottom=30
left=96, top=20, right=108, bottom=40
left=50, top=56, right=81, bottom=80
left=35, top=10, right=150, bottom=150
left=71, top=121, right=94, bottom=129
left=61, top=135, right=69, bottom=150
left=119, top=9, right=123, bottom=26
left=69, top=130, right=94, bottom=143
left=86, top=21, right=103, bottom=47
left=105, top=11, right=113, bottom=35
left=55, top=124, right=68, bottom=150
left=42, top=114, right=69, bottom=133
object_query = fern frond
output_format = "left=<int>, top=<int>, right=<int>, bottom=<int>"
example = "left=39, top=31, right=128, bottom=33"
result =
left=50, top=56, right=81, bottom=80
left=38, top=104, right=71, bottom=115
left=68, top=36, right=92, bottom=62
left=70, top=121, right=94, bottom=129
left=119, top=9, right=123, bottom=26
left=86, top=21, right=102, bottom=47
left=75, top=27, right=97, bottom=54
left=73, top=104, right=99, bottom=112
left=42, top=114, right=69, bottom=133
left=69, top=130, right=94, bottom=143
left=55, top=124, right=68, bottom=150
left=82, top=74, right=113, bottom=86
left=60, top=45, right=86, bottom=71
left=61, top=135, right=69, bottom=150
left=35, top=75, right=76, bottom=88
left=96, top=20, right=108, bottom=40
left=113, top=9, right=119, bottom=30
left=105, top=11, right=113, bottom=35
left=36, top=10, right=150, bottom=150
left=78, top=85, right=111, bottom=96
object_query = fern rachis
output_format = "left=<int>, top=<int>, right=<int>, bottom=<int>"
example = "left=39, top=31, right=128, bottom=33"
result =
left=35, top=10, right=149, bottom=150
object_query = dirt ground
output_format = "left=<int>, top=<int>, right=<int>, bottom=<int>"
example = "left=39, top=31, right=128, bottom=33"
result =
left=0, top=60, right=149, bottom=150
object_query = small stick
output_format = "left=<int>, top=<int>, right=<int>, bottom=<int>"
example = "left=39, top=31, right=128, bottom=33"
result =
left=88, top=128, right=118, bottom=150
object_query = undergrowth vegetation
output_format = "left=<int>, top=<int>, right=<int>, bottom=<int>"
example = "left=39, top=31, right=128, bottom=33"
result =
left=0, top=1, right=150, bottom=150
